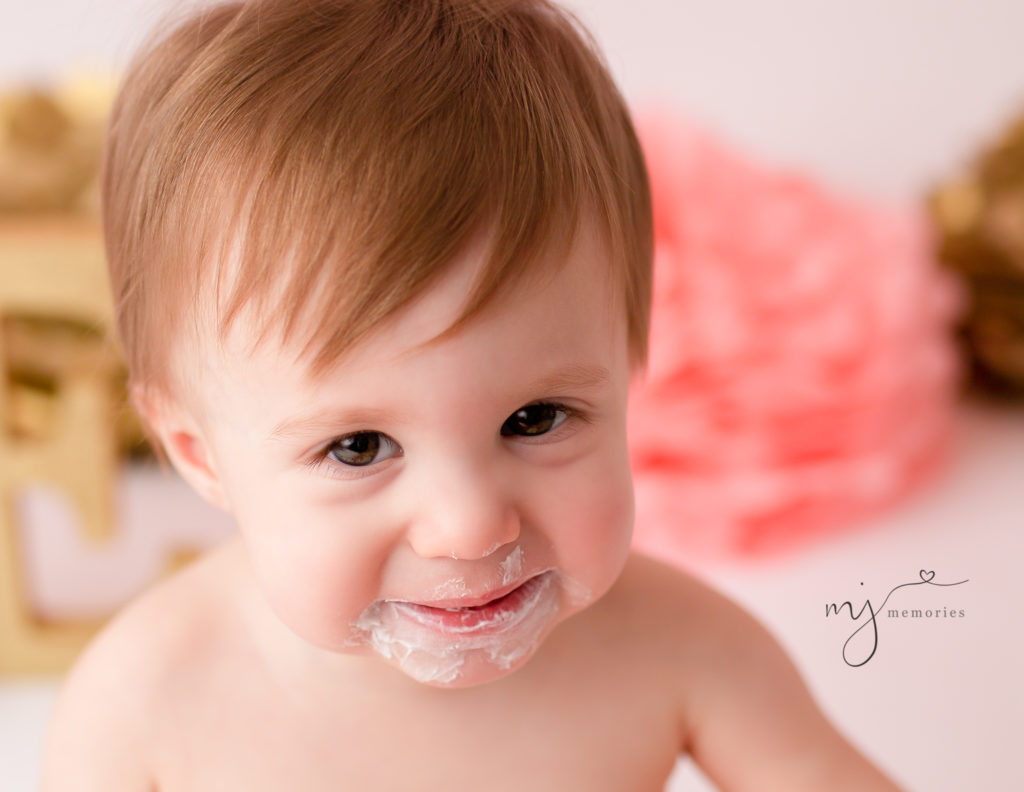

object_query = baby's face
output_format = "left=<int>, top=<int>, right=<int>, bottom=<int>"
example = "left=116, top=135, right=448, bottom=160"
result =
left=192, top=223, right=634, bottom=687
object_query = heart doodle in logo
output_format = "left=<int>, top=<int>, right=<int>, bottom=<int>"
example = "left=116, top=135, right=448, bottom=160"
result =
left=919, top=570, right=935, bottom=583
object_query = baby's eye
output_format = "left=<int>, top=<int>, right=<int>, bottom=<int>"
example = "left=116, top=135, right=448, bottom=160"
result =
left=326, top=432, right=401, bottom=467
left=500, top=402, right=571, bottom=437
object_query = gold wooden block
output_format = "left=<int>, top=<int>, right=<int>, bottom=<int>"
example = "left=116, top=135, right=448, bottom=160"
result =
left=0, top=216, right=116, bottom=674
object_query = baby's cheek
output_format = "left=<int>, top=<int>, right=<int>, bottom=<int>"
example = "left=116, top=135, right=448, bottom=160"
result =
left=546, top=450, right=634, bottom=582
left=240, top=507, right=377, bottom=651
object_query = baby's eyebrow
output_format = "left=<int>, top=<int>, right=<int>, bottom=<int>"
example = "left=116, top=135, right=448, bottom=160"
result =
left=524, top=363, right=611, bottom=395
left=266, top=406, right=400, bottom=444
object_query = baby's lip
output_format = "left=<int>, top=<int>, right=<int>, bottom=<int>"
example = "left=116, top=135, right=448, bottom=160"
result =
left=392, top=572, right=549, bottom=610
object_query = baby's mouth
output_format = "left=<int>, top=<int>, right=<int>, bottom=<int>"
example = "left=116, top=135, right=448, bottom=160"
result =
left=389, top=572, right=554, bottom=634
left=351, top=569, right=581, bottom=685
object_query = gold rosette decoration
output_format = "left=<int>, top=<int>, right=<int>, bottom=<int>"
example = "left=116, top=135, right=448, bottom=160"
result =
left=931, top=111, right=1024, bottom=397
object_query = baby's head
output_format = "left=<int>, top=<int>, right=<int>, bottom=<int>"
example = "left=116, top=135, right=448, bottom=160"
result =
left=103, top=0, right=652, bottom=687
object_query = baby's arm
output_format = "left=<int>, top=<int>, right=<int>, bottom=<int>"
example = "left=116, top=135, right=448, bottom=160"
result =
left=674, top=572, right=904, bottom=791
left=41, top=605, right=159, bottom=791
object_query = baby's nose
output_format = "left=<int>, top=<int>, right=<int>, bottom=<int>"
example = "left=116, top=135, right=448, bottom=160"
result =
left=406, top=465, right=520, bottom=560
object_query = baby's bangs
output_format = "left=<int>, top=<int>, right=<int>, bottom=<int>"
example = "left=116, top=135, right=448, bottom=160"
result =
left=208, top=0, right=637, bottom=377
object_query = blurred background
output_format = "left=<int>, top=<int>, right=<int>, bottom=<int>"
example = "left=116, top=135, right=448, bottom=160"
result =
left=2, top=0, right=1023, bottom=790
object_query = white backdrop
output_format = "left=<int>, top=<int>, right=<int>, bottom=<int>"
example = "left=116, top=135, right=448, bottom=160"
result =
left=4, top=0, right=1024, bottom=200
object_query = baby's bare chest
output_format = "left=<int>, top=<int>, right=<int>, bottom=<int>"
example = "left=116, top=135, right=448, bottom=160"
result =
left=152, top=654, right=682, bottom=791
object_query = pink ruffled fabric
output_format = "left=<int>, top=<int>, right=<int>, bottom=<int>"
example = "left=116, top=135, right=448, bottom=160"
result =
left=627, top=114, right=962, bottom=560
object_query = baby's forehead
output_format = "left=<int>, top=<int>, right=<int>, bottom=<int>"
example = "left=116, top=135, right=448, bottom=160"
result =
left=197, top=225, right=613, bottom=392
left=205, top=238, right=623, bottom=420
left=199, top=215, right=619, bottom=388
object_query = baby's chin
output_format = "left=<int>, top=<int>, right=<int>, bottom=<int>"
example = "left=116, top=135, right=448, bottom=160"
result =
left=348, top=569, right=586, bottom=688
left=393, top=640, right=545, bottom=688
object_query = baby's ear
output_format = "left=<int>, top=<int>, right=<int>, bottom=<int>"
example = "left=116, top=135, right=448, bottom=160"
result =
left=130, top=384, right=232, bottom=513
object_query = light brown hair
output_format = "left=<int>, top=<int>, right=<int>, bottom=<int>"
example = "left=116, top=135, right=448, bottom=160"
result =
left=103, top=0, right=652, bottom=412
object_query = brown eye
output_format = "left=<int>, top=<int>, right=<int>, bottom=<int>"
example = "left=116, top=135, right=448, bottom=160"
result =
left=500, top=403, right=568, bottom=437
left=327, top=432, right=400, bottom=466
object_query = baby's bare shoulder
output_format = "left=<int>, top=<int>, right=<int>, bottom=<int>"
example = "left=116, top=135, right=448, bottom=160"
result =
left=607, top=551, right=762, bottom=652
left=611, top=553, right=903, bottom=791
left=611, top=551, right=815, bottom=713
left=41, top=541, right=239, bottom=791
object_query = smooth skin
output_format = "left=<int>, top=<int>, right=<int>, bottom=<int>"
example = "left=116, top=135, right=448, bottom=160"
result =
left=42, top=223, right=904, bottom=790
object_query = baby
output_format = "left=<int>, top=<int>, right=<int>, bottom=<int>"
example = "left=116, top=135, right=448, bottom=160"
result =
left=43, top=0, right=904, bottom=789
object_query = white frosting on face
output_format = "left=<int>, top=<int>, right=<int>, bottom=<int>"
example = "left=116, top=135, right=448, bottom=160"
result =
left=430, top=577, right=470, bottom=600
left=350, top=568, right=563, bottom=685
left=498, top=546, right=523, bottom=586
left=559, top=572, right=593, bottom=608
left=482, top=540, right=506, bottom=557
left=449, top=540, right=506, bottom=561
